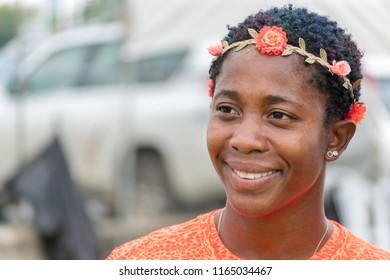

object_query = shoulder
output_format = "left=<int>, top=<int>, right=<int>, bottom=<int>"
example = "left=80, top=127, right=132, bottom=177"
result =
left=106, top=210, right=218, bottom=260
left=317, top=220, right=390, bottom=260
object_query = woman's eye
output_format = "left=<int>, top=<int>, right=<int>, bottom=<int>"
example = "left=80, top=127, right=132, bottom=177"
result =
left=217, top=105, right=237, bottom=114
left=270, top=111, right=290, bottom=120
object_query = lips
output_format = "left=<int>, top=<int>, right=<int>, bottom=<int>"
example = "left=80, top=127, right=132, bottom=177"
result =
left=225, top=161, right=281, bottom=192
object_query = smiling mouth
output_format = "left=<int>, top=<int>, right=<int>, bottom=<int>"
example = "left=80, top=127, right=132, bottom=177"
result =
left=233, top=169, right=278, bottom=180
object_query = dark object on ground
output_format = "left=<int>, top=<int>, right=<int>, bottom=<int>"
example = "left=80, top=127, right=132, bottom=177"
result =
left=1, top=137, right=101, bottom=259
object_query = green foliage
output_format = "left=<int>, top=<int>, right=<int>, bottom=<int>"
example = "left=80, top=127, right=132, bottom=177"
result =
left=248, top=28, right=258, bottom=39
left=320, top=48, right=328, bottom=63
left=82, top=0, right=124, bottom=23
left=0, top=5, right=16, bottom=48
left=281, top=47, right=294, bottom=56
left=298, top=37, right=306, bottom=51
left=0, top=5, right=36, bottom=48
left=305, top=57, right=316, bottom=64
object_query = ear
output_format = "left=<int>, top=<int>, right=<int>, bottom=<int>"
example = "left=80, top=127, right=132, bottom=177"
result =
left=325, top=120, right=356, bottom=161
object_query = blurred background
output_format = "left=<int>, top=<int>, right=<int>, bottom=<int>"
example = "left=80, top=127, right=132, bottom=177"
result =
left=0, top=0, right=389, bottom=259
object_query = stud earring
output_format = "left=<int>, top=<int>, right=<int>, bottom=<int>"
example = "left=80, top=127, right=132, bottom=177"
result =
left=326, top=150, right=339, bottom=158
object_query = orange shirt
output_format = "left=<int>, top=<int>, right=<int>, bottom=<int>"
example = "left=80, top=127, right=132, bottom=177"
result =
left=106, top=210, right=390, bottom=260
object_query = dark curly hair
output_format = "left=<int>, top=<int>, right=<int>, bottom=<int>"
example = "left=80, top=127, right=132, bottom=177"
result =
left=208, top=5, right=363, bottom=125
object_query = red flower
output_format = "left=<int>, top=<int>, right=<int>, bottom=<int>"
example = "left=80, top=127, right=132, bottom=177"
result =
left=256, top=26, right=288, bottom=56
left=329, top=60, right=351, bottom=76
left=208, top=80, right=214, bottom=97
left=344, top=102, right=366, bottom=124
left=207, top=42, right=223, bottom=56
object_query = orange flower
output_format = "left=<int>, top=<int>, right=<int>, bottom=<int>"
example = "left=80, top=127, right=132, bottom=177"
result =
left=208, top=80, right=214, bottom=97
left=256, top=26, right=288, bottom=55
left=344, top=102, right=366, bottom=124
left=329, top=60, right=351, bottom=76
left=207, top=42, right=224, bottom=56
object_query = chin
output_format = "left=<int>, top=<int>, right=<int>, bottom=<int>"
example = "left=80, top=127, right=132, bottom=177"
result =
left=227, top=199, right=276, bottom=218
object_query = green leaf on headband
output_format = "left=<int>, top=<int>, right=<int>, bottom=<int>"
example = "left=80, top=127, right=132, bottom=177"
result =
left=281, top=47, right=294, bottom=56
left=248, top=28, right=258, bottom=39
left=299, top=38, right=306, bottom=51
left=342, top=82, right=349, bottom=89
left=352, top=79, right=361, bottom=90
left=320, top=48, right=328, bottom=62
left=222, top=40, right=229, bottom=49
left=234, top=41, right=250, bottom=52
left=305, top=57, right=316, bottom=64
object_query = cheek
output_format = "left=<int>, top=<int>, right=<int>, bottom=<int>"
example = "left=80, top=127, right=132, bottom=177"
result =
left=282, top=130, right=327, bottom=174
left=206, top=120, right=222, bottom=159
left=207, top=117, right=235, bottom=165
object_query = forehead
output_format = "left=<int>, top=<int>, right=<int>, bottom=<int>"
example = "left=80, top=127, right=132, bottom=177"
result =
left=215, top=46, right=325, bottom=107
left=217, top=46, right=308, bottom=91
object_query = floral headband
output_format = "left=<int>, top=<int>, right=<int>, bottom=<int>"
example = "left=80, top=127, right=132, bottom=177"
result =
left=207, top=26, right=366, bottom=124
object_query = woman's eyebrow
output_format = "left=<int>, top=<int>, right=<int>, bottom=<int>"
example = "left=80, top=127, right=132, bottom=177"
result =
left=264, top=94, right=299, bottom=106
left=214, top=89, right=240, bottom=100
left=214, top=91, right=300, bottom=107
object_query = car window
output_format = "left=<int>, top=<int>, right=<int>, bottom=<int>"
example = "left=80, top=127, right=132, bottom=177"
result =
left=23, top=46, right=87, bottom=94
left=379, top=78, right=390, bottom=111
left=127, top=50, right=187, bottom=83
left=82, top=42, right=122, bottom=86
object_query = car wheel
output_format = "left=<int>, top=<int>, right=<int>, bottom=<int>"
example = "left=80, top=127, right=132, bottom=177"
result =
left=121, top=149, right=180, bottom=216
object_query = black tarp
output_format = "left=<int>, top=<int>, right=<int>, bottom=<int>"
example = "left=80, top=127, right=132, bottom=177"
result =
left=1, top=137, right=101, bottom=259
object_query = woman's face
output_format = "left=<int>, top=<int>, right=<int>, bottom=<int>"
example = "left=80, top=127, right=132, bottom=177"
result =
left=207, top=47, right=330, bottom=217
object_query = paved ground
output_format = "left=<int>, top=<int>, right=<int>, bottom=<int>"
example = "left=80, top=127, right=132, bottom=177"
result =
left=0, top=208, right=218, bottom=259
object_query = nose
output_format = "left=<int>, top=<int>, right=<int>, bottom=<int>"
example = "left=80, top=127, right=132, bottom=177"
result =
left=229, top=115, right=269, bottom=154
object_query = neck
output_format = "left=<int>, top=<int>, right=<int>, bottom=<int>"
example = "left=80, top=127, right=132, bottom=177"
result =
left=218, top=184, right=329, bottom=259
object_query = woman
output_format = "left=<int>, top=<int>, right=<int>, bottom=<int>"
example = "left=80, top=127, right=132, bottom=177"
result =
left=106, top=5, right=390, bottom=259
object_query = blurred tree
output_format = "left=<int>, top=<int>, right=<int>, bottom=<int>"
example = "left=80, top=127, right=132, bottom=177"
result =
left=0, top=4, right=37, bottom=48
left=82, top=0, right=125, bottom=23
left=0, top=5, right=15, bottom=48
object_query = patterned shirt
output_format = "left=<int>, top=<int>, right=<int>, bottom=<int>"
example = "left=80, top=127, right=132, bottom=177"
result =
left=106, top=210, right=390, bottom=260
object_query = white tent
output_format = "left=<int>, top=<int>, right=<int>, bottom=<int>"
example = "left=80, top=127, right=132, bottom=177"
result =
left=125, top=0, right=390, bottom=57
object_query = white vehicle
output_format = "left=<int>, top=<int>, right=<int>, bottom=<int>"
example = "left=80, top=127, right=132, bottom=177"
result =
left=0, top=22, right=223, bottom=216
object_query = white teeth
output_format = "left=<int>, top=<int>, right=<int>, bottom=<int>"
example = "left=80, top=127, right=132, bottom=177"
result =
left=234, top=170, right=276, bottom=180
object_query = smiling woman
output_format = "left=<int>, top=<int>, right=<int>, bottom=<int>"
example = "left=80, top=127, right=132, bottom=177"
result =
left=105, top=4, right=390, bottom=260
left=208, top=51, right=330, bottom=221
